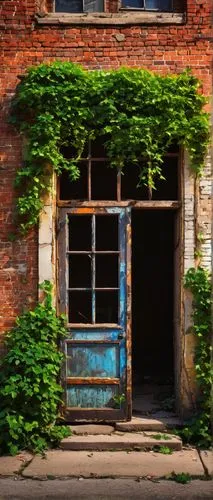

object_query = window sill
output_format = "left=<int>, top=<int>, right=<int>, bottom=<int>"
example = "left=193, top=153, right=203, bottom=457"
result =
left=36, top=11, right=186, bottom=26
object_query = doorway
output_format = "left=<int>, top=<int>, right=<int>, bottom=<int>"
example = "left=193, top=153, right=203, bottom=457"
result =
left=132, top=210, right=175, bottom=416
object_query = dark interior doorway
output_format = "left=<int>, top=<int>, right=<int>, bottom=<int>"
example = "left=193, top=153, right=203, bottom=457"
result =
left=132, top=210, right=175, bottom=415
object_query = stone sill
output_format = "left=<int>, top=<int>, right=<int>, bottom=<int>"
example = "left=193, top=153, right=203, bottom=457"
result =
left=36, top=12, right=186, bottom=26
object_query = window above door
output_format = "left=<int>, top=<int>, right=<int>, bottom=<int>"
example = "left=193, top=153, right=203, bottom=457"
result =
left=58, top=139, right=180, bottom=203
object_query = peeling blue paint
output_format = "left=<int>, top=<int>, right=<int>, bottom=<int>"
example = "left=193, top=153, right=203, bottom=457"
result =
left=67, top=385, right=118, bottom=408
left=65, top=208, right=129, bottom=414
left=67, top=344, right=119, bottom=378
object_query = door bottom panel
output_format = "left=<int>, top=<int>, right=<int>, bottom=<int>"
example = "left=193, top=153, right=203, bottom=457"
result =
left=63, top=408, right=126, bottom=423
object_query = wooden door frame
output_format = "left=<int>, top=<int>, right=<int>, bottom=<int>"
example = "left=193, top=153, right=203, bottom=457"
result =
left=57, top=202, right=182, bottom=421
left=57, top=206, right=132, bottom=422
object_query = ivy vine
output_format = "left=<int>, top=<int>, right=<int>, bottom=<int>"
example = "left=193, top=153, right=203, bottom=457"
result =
left=0, top=281, right=70, bottom=455
left=10, top=62, right=209, bottom=233
left=183, top=267, right=212, bottom=447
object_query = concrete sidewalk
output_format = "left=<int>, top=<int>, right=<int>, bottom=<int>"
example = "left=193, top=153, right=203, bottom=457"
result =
left=0, top=478, right=213, bottom=499
left=0, top=449, right=212, bottom=480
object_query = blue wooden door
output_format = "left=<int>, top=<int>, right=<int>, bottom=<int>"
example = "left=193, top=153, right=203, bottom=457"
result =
left=58, top=207, right=131, bottom=421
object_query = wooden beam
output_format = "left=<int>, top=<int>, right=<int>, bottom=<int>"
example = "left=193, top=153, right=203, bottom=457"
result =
left=58, top=200, right=181, bottom=208
left=66, top=339, right=120, bottom=344
left=66, top=377, right=120, bottom=385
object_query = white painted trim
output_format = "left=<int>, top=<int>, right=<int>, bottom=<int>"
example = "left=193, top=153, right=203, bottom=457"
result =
left=38, top=175, right=57, bottom=302
left=183, top=150, right=195, bottom=273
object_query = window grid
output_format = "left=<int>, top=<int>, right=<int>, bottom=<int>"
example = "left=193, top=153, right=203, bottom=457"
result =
left=68, top=214, right=120, bottom=325
left=59, top=142, right=180, bottom=203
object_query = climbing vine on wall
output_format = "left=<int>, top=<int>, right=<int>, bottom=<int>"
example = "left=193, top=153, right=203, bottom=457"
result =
left=183, top=267, right=212, bottom=447
left=0, top=281, right=70, bottom=455
left=10, top=61, right=209, bottom=233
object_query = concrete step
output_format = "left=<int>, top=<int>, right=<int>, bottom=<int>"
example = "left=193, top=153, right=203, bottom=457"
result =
left=71, top=424, right=114, bottom=436
left=115, top=416, right=183, bottom=432
left=115, top=417, right=165, bottom=432
left=61, top=431, right=182, bottom=451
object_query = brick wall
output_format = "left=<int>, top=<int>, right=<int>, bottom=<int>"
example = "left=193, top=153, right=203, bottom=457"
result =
left=0, top=1, right=212, bottom=357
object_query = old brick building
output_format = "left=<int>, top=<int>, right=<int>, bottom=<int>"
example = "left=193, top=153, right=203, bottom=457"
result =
left=0, top=1, right=212, bottom=421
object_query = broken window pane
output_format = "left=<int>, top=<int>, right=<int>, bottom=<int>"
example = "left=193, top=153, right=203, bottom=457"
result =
left=69, top=291, right=92, bottom=323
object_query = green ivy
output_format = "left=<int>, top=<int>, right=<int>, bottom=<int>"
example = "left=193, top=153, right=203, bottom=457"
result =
left=0, top=281, right=70, bottom=455
left=183, top=267, right=212, bottom=447
left=10, top=62, right=209, bottom=233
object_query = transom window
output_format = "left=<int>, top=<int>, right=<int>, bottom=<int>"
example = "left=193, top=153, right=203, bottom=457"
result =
left=59, top=139, right=179, bottom=202
left=54, top=0, right=104, bottom=12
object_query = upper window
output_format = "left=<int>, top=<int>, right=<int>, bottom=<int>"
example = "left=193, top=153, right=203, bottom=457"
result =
left=55, top=0, right=104, bottom=12
left=59, top=139, right=180, bottom=202
left=122, top=1, right=173, bottom=10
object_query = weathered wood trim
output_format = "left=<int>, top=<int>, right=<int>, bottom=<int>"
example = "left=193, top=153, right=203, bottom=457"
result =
left=66, top=339, right=120, bottom=343
left=68, top=323, right=122, bottom=328
left=126, top=208, right=132, bottom=420
left=58, top=200, right=181, bottom=209
left=57, top=208, right=68, bottom=316
left=36, top=12, right=185, bottom=25
left=66, top=377, right=120, bottom=385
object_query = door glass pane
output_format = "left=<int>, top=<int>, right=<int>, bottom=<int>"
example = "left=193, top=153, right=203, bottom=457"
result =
left=69, top=291, right=92, bottom=323
left=69, top=254, right=92, bottom=288
left=59, top=163, right=88, bottom=200
left=96, top=254, right=118, bottom=288
left=69, top=215, right=91, bottom=251
left=96, top=291, right=118, bottom=323
left=91, top=162, right=118, bottom=200
left=96, top=215, right=118, bottom=251
left=67, top=344, right=119, bottom=377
